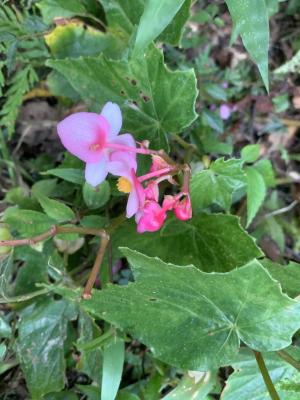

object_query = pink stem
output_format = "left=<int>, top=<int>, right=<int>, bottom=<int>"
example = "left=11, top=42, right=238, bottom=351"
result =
left=138, top=167, right=176, bottom=182
left=108, top=143, right=156, bottom=155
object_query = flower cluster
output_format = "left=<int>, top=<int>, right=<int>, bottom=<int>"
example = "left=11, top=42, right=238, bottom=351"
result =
left=57, top=102, right=192, bottom=233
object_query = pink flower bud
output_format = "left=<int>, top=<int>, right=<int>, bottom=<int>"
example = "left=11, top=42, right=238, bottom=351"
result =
left=173, top=195, right=192, bottom=221
left=136, top=201, right=166, bottom=233
left=150, top=155, right=170, bottom=172
left=144, top=181, right=159, bottom=202
left=162, top=195, right=176, bottom=211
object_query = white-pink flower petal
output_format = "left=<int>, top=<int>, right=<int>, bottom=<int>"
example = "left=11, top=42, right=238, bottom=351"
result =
left=100, top=102, right=122, bottom=137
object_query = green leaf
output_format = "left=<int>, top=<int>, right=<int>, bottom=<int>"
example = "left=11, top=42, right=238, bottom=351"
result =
left=102, top=338, right=125, bottom=400
left=47, top=71, right=81, bottom=101
left=222, top=348, right=300, bottom=400
left=45, top=21, right=113, bottom=58
left=44, top=391, right=78, bottom=400
left=163, top=372, right=216, bottom=399
left=112, top=214, right=262, bottom=272
left=158, top=0, right=192, bottom=45
left=203, top=83, right=227, bottom=101
left=83, top=181, right=111, bottom=209
left=266, top=0, right=280, bottom=16
left=37, top=0, right=87, bottom=24
left=190, top=158, right=246, bottom=212
left=13, top=247, right=49, bottom=296
left=78, top=248, right=300, bottom=370
left=99, top=0, right=190, bottom=49
left=42, top=168, right=84, bottom=184
left=36, top=195, right=75, bottom=222
left=76, top=311, right=102, bottom=384
left=246, top=167, right=267, bottom=227
left=0, top=315, right=11, bottom=338
left=77, top=385, right=101, bottom=400
left=0, top=65, right=38, bottom=137
left=241, top=144, right=260, bottom=163
left=201, top=110, right=224, bottom=133
left=277, top=373, right=300, bottom=399
left=4, top=209, right=55, bottom=237
left=262, top=259, right=300, bottom=298
left=80, top=215, right=107, bottom=229
left=275, top=49, right=300, bottom=76
left=16, top=299, right=77, bottom=399
left=134, top=0, right=186, bottom=54
left=254, top=216, right=285, bottom=253
left=253, top=159, right=275, bottom=187
left=117, top=392, right=140, bottom=400
left=32, top=179, right=58, bottom=198
left=47, top=45, right=198, bottom=149
left=0, top=252, right=15, bottom=299
left=99, top=0, right=145, bottom=44
left=225, top=0, right=269, bottom=91
left=0, top=343, right=6, bottom=362
left=0, top=224, right=12, bottom=255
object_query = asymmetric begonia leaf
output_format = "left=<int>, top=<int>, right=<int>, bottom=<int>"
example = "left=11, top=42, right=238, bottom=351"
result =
left=111, top=214, right=262, bottom=272
left=262, top=259, right=300, bottom=298
left=190, top=158, right=246, bottom=212
left=226, top=0, right=269, bottom=91
left=64, top=248, right=300, bottom=370
left=47, top=45, right=198, bottom=149
left=221, top=348, right=300, bottom=400
left=16, top=299, right=77, bottom=398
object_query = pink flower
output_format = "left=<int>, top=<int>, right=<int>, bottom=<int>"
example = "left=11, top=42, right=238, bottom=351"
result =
left=57, top=102, right=137, bottom=187
left=115, top=167, right=145, bottom=218
left=173, top=194, right=192, bottom=221
left=162, top=193, right=192, bottom=221
left=220, top=104, right=231, bottom=120
left=136, top=201, right=166, bottom=233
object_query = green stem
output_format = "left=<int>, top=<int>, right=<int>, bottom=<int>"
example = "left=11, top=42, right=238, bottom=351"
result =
left=171, top=133, right=201, bottom=157
left=277, top=350, right=300, bottom=372
left=253, top=351, right=280, bottom=400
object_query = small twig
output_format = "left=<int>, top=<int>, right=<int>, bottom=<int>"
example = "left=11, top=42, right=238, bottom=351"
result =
left=263, top=200, right=298, bottom=220
left=182, top=164, right=191, bottom=193
left=0, top=225, right=58, bottom=247
left=82, top=231, right=109, bottom=299
left=253, top=351, right=280, bottom=400
left=280, top=118, right=300, bottom=128
left=277, top=350, right=300, bottom=372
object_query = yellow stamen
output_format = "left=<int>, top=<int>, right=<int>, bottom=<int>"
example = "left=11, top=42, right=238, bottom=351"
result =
left=117, top=177, right=132, bottom=193
left=89, top=143, right=101, bottom=151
